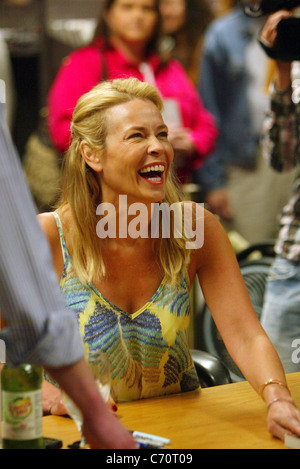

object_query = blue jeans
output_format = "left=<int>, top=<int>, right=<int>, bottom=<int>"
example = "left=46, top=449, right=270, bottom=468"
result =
left=261, top=256, right=300, bottom=373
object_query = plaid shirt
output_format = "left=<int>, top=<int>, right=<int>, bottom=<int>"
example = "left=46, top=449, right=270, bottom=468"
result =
left=262, top=74, right=300, bottom=261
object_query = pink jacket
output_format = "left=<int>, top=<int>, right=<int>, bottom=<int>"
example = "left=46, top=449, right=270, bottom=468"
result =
left=48, top=39, right=217, bottom=182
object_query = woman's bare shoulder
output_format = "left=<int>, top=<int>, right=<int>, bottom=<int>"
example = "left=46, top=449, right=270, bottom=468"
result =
left=37, top=210, right=66, bottom=278
left=189, top=206, right=231, bottom=267
left=38, top=212, right=58, bottom=238
left=181, top=201, right=218, bottom=232
left=38, top=206, right=71, bottom=240
left=37, top=211, right=62, bottom=257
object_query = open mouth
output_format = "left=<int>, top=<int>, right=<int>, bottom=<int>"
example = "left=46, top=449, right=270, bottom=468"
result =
left=138, top=164, right=165, bottom=183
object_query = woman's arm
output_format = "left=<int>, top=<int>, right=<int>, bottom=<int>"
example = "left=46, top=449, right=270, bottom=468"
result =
left=37, top=212, right=64, bottom=279
left=42, top=379, right=66, bottom=415
left=194, top=210, right=300, bottom=440
left=195, top=211, right=283, bottom=390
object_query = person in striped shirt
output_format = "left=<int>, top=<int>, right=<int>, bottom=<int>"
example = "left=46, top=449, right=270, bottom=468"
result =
left=260, top=10, right=300, bottom=373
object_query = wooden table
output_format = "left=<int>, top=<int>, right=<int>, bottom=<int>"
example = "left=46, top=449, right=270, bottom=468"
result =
left=43, top=372, right=300, bottom=449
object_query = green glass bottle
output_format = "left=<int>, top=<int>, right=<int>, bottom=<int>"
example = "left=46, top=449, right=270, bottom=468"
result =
left=1, top=363, right=44, bottom=449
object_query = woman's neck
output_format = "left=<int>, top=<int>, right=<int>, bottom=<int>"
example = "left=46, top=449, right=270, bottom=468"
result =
left=96, top=193, right=155, bottom=244
left=109, top=36, right=147, bottom=63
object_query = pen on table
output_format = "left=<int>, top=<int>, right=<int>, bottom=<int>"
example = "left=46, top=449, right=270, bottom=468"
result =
left=131, top=431, right=171, bottom=446
left=137, top=441, right=164, bottom=449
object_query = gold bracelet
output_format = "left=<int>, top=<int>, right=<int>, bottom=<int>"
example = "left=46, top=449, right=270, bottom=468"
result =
left=258, top=379, right=287, bottom=399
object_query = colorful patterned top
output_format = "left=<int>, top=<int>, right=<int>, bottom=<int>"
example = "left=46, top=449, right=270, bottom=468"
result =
left=52, top=212, right=200, bottom=402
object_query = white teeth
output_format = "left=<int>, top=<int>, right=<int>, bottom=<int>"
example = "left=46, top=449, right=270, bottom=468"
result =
left=139, top=164, right=165, bottom=174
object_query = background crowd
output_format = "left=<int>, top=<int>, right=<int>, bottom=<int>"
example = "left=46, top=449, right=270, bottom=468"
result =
left=1, top=0, right=295, bottom=239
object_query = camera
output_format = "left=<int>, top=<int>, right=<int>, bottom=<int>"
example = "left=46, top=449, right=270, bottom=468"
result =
left=242, top=0, right=300, bottom=61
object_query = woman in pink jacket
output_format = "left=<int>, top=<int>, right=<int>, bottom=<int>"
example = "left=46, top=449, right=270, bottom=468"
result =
left=48, top=0, right=217, bottom=184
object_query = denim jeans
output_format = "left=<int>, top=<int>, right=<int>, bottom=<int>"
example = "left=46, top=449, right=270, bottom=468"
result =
left=261, top=256, right=300, bottom=373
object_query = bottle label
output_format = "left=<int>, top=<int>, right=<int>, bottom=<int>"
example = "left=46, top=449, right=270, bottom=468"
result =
left=2, top=390, right=42, bottom=440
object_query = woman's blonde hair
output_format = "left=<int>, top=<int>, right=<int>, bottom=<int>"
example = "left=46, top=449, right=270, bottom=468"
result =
left=59, top=77, right=191, bottom=284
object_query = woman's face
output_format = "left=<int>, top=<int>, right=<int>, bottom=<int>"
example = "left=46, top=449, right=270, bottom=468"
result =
left=105, top=0, right=158, bottom=47
left=97, top=98, right=174, bottom=206
left=159, top=0, right=186, bottom=35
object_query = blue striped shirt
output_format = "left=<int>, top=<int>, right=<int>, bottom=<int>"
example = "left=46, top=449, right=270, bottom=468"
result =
left=0, top=97, right=83, bottom=367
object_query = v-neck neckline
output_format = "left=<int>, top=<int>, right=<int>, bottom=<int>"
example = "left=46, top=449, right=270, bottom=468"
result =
left=87, top=276, right=167, bottom=319
left=53, top=211, right=167, bottom=318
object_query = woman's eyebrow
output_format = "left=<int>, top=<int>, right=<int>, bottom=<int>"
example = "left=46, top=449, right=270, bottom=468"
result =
left=126, top=124, right=168, bottom=131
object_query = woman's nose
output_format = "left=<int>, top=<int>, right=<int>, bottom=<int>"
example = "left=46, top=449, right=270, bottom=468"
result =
left=148, top=136, right=164, bottom=154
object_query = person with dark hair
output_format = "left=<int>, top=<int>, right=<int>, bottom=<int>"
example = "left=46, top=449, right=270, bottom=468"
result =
left=195, top=0, right=296, bottom=242
left=259, top=10, right=300, bottom=374
left=159, top=0, right=215, bottom=83
left=48, top=0, right=217, bottom=185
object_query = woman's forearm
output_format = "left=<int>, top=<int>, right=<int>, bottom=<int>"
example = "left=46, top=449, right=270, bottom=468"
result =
left=226, top=330, right=291, bottom=403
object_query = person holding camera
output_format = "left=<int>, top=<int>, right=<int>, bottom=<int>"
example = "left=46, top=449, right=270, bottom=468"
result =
left=259, top=9, right=300, bottom=373
left=194, top=1, right=296, bottom=243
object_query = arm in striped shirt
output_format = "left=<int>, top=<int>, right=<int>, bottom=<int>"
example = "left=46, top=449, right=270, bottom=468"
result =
left=0, top=102, right=83, bottom=367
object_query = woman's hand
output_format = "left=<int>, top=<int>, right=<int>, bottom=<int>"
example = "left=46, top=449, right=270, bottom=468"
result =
left=42, top=379, right=118, bottom=415
left=267, top=399, right=300, bottom=441
left=42, top=379, right=67, bottom=415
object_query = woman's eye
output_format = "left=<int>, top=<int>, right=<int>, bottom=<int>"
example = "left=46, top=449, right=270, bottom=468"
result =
left=158, top=131, right=168, bottom=138
left=129, top=133, right=143, bottom=139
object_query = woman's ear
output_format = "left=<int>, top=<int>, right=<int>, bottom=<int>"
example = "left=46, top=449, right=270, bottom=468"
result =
left=80, top=140, right=103, bottom=172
